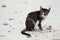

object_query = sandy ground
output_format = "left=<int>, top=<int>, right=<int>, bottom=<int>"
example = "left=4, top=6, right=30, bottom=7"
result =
left=0, top=0, right=60, bottom=40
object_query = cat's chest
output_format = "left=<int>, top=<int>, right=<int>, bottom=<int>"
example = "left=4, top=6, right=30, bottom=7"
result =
left=40, top=12, right=46, bottom=19
left=41, top=15, right=46, bottom=19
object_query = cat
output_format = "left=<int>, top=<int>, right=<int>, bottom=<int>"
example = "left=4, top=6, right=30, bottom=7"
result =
left=21, top=6, right=51, bottom=38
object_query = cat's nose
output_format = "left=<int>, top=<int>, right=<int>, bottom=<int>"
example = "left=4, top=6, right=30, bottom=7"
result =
left=44, top=14, right=47, bottom=16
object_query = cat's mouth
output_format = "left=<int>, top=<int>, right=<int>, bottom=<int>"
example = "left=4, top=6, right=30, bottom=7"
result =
left=41, top=15, right=47, bottom=20
left=44, top=14, right=48, bottom=16
left=41, top=15, right=46, bottom=18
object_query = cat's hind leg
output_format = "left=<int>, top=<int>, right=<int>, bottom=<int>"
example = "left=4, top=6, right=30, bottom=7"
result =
left=26, top=18, right=35, bottom=31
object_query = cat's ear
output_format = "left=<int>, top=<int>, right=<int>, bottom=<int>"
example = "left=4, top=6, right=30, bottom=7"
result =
left=40, top=6, right=43, bottom=10
left=40, top=6, right=43, bottom=13
left=48, top=7, right=51, bottom=12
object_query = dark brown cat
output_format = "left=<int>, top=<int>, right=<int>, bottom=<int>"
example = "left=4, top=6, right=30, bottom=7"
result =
left=21, top=6, right=51, bottom=38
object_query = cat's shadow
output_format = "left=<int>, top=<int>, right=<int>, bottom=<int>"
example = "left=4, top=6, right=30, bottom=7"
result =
left=32, top=29, right=42, bottom=32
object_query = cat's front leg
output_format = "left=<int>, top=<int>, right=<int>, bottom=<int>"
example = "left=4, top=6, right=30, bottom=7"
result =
left=38, top=21, right=43, bottom=31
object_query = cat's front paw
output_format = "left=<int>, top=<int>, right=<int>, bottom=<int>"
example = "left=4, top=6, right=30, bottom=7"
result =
left=40, top=28, right=43, bottom=31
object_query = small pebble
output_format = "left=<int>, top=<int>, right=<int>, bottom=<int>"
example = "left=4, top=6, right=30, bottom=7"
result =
left=24, top=2, right=28, bottom=4
left=21, top=1, right=28, bottom=4
left=8, top=31, right=11, bottom=33
left=9, top=25, right=12, bottom=27
left=3, top=23, right=8, bottom=26
left=9, top=18, right=14, bottom=21
left=46, top=25, right=52, bottom=30
left=0, top=35, right=6, bottom=37
left=53, top=10, right=55, bottom=12
left=14, top=11, right=18, bottom=14
left=13, top=28, right=15, bottom=30
left=49, top=31, right=51, bottom=32
left=2, top=5, right=6, bottom=7
left=19, top=21, right=23, bottom=24
left=49, top=26, right=52, bottom=27
left=52, top=38, right=60, bottom=40
left=35, top=35, right=38, bottom=37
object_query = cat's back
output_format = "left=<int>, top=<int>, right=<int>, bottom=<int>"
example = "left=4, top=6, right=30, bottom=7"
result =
left=26, top=11, right=40, bottom=20
left=28, top=11, right=40, bottom=16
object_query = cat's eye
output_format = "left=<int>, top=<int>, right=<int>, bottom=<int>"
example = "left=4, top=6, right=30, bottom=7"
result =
left=44, top=10, right=49, bottom=15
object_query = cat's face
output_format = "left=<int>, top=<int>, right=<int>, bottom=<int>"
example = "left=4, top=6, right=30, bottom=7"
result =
left=40, top=6, right=51, bottom=18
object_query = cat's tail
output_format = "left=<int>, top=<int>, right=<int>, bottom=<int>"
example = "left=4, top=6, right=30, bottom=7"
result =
left=21, top=29, right=31, bottom=38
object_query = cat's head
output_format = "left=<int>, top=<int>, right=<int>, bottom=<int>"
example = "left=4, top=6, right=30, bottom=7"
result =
left=40, top=6, right=51, bottom=17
